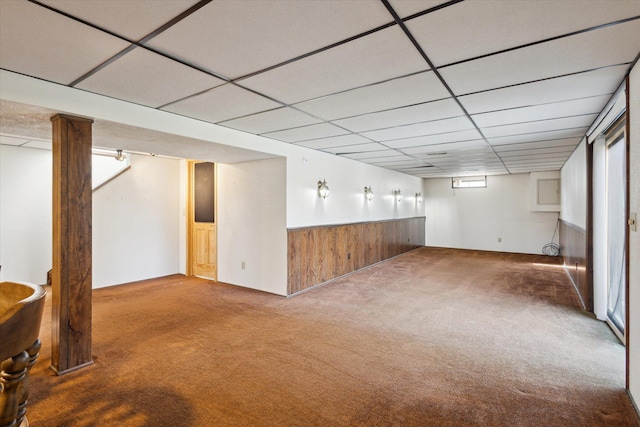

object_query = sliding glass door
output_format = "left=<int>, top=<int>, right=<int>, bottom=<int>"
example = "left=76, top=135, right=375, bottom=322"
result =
left=606, top=129, right=626, bottom=338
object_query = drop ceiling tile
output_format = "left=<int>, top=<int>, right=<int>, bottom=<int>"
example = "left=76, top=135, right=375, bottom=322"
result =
left=295, top=71, right=450, bottom=121
left=240, top=26, right=428, bottom=104
left=76, top=47, right=224, bottom=108
left=38, top=0, right=200, bottom=41
left=0, top=135, right=29, bottom=146
left=332, top=97, right=462, bottom=132
left=498, top=146, right=576, bottom=158
left=458, top=65, right=627, bottom=114
left=220, top=107, right=322, bottom=134
left=441, top=19, right=640, bottom=95
left=263, top=123, right=349, bottom=143
left=295, top=134, right=372, bottom=150
left=342, top=150, right=406, bottom=160
left=147, top=0, right=393, bottom=79
left=388, top=0, right=455, bottom=18
left=481, top=115, right=598, bottom=139
left=376, top=128, right=482, bottom=149
left=492, top=138, right=581, bottom=152
left=471, top=95, right=611, bottom=128
left=503, top=156, right=569, bottom=165
left=162, top=84, right=281, bottom=123
left=362, top=116, right=475, bottom=142
left=0, top=1, right=130, bottom=85
left=406, top=0, right=640, bottom=67
left=488, top=128, right=587, bottom=146
left=399, top=139, right=488, bottom=153
left=322, top=142, right=390, bottom=155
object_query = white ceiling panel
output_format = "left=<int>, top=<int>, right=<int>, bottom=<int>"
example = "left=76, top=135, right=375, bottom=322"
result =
left=389, top=0, right=454, bottom=18
left=493, top=138, right=581, bottom=152
left=76, top=47, right=224, bottom=108
left=321, top=142, right=390, bottom=155
left=162, top=84, right=281, bottom=123
left=38, top=0, right=200, bottom=41
left=263, top=123, right=349, bottom=143
left=0, top=1, right=130, bottom=85
left=399, top=139, right=489, bottom=153
left=459, top=65, right=628, bottom=114
left=406, top=0, right=640, bottom=67
left=240, top=26, right=428, bottom=104
left=332, top=97, right=462, bottom=133
left=146, top=0, right=393, bottom=79
left=220, top=107, right=322, bottom=135
left=471, top=95, right=610, bottom=128
left=441, top=19, right=640, bottom=95
left=498, top=147, right=576, bottom=158
left=342, top=150, right=407, bottom=161
left=382, top=129, right=482, bottom=149
left=481, top=115, right=598, bottom=139
left=295, top=134, right=372, bottom=150
left=294, top=71, right=450, bottom=121
left=362, top=116, right=475, bottom=142
left=488, top=128, right=587, bottom=146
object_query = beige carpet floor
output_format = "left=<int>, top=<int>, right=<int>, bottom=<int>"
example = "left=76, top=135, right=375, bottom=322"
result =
left=26, top=247, right=639, bottom=426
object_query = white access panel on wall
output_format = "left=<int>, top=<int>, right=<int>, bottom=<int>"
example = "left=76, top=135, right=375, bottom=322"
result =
left=529, top=171, right=561, bottom=212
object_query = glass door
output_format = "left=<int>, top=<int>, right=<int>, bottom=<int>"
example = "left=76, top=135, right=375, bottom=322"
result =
left=605, top=127, right=626, bottom=340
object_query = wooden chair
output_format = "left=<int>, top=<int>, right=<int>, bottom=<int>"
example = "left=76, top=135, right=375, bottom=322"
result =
left=0, top=282, right=46, bottom=427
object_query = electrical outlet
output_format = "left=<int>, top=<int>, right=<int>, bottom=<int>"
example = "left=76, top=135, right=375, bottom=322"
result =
left=630, top=212, right=637, bottom=232
left=241, top=261, right=245, bottom=270
left=497, top=237, right=502, bottom=243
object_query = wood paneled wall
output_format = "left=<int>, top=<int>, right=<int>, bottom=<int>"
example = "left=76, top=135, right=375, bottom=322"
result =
left=288, top=217, right=425, bottom=295
left=560, top=220, right=592, bottom=311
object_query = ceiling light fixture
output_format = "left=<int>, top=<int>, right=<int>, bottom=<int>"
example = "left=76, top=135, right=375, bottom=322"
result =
left=317, top=179, right=330, bottom=199
left=114, top=149, right=126, bottom=161
left=364, top=186, right=374, bottom=202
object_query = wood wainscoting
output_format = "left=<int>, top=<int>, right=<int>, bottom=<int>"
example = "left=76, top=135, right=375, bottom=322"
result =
left=559, top=219, right=592, bottom=311
left=287, top=217, right=425, bottom=295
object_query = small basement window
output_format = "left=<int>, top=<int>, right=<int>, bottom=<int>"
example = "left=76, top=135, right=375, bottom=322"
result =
left=452, top=175, right=486, bottom=188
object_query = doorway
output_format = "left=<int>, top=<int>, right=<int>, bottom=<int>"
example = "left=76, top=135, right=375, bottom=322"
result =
left=188, top=161, right=217, bottom=280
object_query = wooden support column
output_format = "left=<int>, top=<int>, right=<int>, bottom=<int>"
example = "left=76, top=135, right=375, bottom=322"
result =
left=50, top=114, right=94, bottom=375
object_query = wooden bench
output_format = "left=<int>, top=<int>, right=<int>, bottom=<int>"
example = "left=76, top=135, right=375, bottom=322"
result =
left=0, top=282, right=46, bottom=427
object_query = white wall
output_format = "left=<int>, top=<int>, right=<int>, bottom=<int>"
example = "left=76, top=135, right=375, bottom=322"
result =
left=628, top=61, right=640, bottom=414
left=217, top=158, right=287, bottom=296
left=285, top=146, right=424, bottom=228
left=0, top=146, right=182, bottom=287
left=93, top=153, right=181, bottom=288
left=0, top=145, right=52, bottom=284
left=423, top=173, right=559, bottom=255
left=560, top=139, right=587, bottom=229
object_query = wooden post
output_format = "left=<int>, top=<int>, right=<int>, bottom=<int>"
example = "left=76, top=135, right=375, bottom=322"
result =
left=50, top=114, right=94, bottom=375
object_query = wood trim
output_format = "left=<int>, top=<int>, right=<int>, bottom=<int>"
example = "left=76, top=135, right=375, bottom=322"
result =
left=559, top=219, right=591, bottom=311
left=287, top=217, right=425, bottom=295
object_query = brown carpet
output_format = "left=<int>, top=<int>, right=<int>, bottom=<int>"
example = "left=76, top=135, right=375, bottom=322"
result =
left=26, top=247, right=639, bottom=426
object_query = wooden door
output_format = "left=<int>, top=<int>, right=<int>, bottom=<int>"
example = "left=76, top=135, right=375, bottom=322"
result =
left=189, top=161, right=217, bottom=280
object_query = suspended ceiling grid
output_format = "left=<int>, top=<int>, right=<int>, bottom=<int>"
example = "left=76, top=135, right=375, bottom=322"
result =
left=1, top=0, right=639, bottom=177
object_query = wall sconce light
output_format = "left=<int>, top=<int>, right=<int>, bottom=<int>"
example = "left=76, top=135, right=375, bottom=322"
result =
left=364, top=186, right=374, bottom=201
left=393, top=189, right=402, bottom=202
left=317, top=179, right=330, bottom=199
left=114, top=149, right=126, bottom=161
left=416, top=192, right=423, bottom=203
